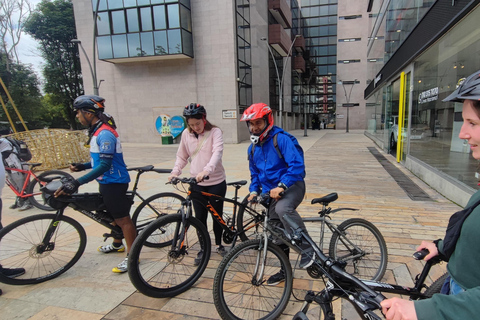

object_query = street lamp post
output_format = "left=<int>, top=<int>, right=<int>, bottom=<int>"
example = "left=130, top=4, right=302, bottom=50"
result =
left=71, top=39, right=98, bottom=95
left=339, top=79, right=357, bottom=133
left=261, top=35, right=300, bottom=129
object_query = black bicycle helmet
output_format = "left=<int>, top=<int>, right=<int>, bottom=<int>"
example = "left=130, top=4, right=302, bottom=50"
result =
left=443, top=70, right=480, bottom=102
left=73, top=95, right=105, bottom=114
left=183, top=103, right=207, bottom=117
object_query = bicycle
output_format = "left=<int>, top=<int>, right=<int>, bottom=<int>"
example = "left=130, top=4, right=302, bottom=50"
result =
left=236, top=192, right=388, bottom=281
left=212, top=195, right=446, bottom=320
left=127, top=176, right=258, bottom=298
left=4, top=162, right=74, bottom=211
left=0, top=165, right=183, bottom=285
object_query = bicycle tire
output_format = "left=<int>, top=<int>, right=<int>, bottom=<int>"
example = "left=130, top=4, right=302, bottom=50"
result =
left=329, top=218, right=387, bottom=281
left=127, top=213, right=211, bottom=298
left=27, top=170, right=74, bottom=211
left=131, top=192, right=185, bottom=233
left=0, top=214, right=86, bottom=285
left=213, top=239, right=293, bottom=320
left=236, top=195, right=264, bottom=242
left=424, top=272, right=448, bottom=298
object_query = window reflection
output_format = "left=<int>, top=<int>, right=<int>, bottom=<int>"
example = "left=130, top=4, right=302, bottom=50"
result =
left=97, top=36, right=113, bottom=59
left=154, top=31, right=168, bottom=54
left=112, top=34, right=129, bottom=58
left=127, top=9, right=139, bottom=32
left=138, top=0, right=151, bottom=5
left=124, top=0, right=137, bottom=8
left=167, top=4, right=180, bottom=28
left=141, top=32, right=155, bottom=55
left=152, top=0, right=165, bottom=3
left=127, top=33, right=141, bottom=56
left=111, top=10, right=126, bottom=34
left=140, top=7, right=153, bottom=31
left=97, top=12, right=110, bottom=35
left=153, top=5, right=166, bottom=29
left=180, top=5, right=191, bottom=31
left=168, top=29, right=181, bottom=53
left=107, top=0, right=122, bottom=9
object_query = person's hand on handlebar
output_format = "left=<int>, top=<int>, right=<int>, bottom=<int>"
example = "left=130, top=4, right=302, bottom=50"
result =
left=168, top=174, right=178, bottom=182
left=70, top=163, right=87, bottom=172
left=270, top=187, right=284, bottom=199
left=381, top=297, right=417, bottom=320
left=195, top=171, right=209, bottom=183
left=54, top=179, right=80, bottom=197
left=416, top=241, right=439, bottom=261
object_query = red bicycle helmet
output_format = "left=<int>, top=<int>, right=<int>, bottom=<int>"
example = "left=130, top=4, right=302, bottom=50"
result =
left=183, top=103, right=207, bottom=118
left=240, top=103, right=274, bottom=144
left=444, top=70, right=480, bottom=102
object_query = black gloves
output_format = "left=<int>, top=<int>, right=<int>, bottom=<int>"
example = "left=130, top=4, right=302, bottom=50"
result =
left=71, top=163, right=87, bottom=172
left=61, top=179, right=80, bottom=195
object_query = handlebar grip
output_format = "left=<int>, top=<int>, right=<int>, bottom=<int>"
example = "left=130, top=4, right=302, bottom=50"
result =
left=413, top=249, right=429, bottom=260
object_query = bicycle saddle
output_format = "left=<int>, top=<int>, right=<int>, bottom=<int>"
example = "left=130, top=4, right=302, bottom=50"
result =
left=311, top=193, right=338, bottom=205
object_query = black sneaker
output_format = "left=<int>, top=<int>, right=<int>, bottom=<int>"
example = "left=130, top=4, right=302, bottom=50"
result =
left=267, top=270, right=285, bottom=286
left=299, top=247, right=315, bottom=269
left=0, top=266, right=25, bottom=278
left=194, top=250, right=203, bottom=266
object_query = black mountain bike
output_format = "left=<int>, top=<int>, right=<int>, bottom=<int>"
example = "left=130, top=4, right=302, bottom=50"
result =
left=212, top=197, right=445, bottom=320
left=0, top=166, right=183, bottom=285
left=127, top=176, right=261, bottom=298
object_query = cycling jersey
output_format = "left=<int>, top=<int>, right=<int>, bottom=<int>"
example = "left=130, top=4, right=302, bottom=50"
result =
left=89, top=124, right=130, bottom=185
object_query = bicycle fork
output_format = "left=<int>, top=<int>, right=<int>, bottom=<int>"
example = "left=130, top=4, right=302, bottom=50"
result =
left=38, top=209, right=66, bottom=255
left=251, top=213, right=270, bottom=285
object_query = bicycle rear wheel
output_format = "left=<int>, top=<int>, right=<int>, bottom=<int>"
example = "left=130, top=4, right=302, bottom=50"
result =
left=127, top=213, right=211, bottom=298
left=329, top=218, right=387, bottom=281
left=213, top=239, right=293, bottom=320
left=27, top=170, right=74, bottom=211
left=236, top=196, right=264, bottom=241
left=0, top=214, right=86, bottom=285
left=132, top=192, right=185, bottom=233
left=424, top=272, right=448, bottom=298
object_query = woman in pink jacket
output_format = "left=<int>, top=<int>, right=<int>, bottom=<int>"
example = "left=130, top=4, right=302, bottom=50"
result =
left=169, top=103, right=227, bottom=265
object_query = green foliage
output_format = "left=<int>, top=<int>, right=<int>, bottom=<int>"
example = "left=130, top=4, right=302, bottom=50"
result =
left=0, top=53, right=43, bottom=131
left=24, top=0, right=83, bottom=129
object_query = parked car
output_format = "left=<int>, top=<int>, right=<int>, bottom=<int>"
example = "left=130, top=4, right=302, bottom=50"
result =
left=389, top=115, right=431, bottom=149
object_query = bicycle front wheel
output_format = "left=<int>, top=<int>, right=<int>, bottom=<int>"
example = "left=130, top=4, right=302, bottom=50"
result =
left=329, top=218, right=387, bottom=281
left=213, top=239, right=293, bottom=320
left=27, top=170, right=74, bottom=211
left=132, top=192, right=185, bottom=233
left=236, top=195, right=264, bottom=242
left=0, top=214, right=86, bottom=285
left=127, top=213, right=211, bottom=298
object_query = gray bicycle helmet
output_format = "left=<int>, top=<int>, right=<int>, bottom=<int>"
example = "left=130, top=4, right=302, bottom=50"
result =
left=443, top=70, right=480, bottom=102
left=73, top=95, right=105, bottom=114
left=183, top=103, right=207, bottom=118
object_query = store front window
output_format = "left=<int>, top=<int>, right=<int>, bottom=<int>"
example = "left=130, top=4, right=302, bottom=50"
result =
left=411, top=7, right=480, bottom=188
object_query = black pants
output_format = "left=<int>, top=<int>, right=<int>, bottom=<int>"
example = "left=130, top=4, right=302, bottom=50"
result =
left=191, top=180, right=227, bottom=246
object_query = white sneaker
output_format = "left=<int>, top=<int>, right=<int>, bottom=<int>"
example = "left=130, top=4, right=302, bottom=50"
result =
left=112, top=257, right=128, bottom=273
left=98, top=243, right=125, bottom=253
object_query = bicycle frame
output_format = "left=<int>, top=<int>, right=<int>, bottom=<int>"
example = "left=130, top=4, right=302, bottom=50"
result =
left=4, top=166, right=39, bottom=198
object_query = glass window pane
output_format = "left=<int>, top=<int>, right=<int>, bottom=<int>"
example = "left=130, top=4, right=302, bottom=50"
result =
left=127, top=33, right=141, bottom=56
left=97, top=12, right=110, bottom=35
left=165, top=0, right=177, bottom=3
left=154, top=30, right=168, bottom=54
left=140, top=32, right=155, bottom=55
left=138, top=0, right=150, bottom=5
left=180, top=0, right=190, bottom=8
left=141, top=7, right=153, bottom=31
left=124, top=0, right=137, bottom=7
left=97, top=35, right=113, bottom=59
left=182, top=29, right=193, bottom=56
left=127, top=9, right=139, bottom=32
left=107, top=0, right=122, bottom=9
left=180, top=5, right=191, bottom=31
left=112, top=34, right=129, bottom=58
left=167, top=4, right=180, bottom=28
left=168, top=29, right=181, bottom=53
left=92, top=0, right=107, bottom=11
left=152, top=0, right=165, bottom=3
left=153, top=5, right=166, bottom=29
left=111, top=10, right=126, bottom=34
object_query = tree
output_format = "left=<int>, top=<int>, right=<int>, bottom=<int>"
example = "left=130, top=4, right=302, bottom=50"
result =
left=24, top=0, right=83, bottom=129
left=0, top=0, right=32, bottom=71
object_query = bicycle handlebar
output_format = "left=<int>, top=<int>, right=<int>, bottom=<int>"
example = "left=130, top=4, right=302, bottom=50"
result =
left=168, top=176, right=210, bottom=185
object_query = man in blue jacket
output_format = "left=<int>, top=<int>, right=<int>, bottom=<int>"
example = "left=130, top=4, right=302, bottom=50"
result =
left=241, top=103, right=314, bottom=285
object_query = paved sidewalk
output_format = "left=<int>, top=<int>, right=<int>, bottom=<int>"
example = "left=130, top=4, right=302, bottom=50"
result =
left=0, top=130, right=459, bottom=319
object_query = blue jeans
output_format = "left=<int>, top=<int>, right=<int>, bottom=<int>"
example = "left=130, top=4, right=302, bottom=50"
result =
left=440, top=275, right=465, bottom=295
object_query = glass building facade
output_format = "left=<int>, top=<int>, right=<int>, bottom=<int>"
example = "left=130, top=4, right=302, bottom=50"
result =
left=93, top=0, right=193, bottom=60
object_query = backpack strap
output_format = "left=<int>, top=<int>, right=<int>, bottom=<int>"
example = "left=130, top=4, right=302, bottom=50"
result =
left=248, top=133, right=283, bottom=161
